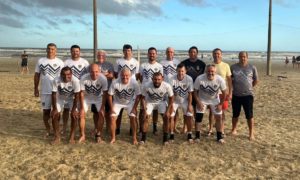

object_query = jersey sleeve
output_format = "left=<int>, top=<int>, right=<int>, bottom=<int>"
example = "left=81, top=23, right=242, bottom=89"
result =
left=101, top=75, right=108, bottom=91
left=253, top=66, right=259, bottom=81
left=220, top=77, right=227, bottom=91
left=188, top=76, right=194, bottom=92
left=134, top=81, right=141, bottom=95
left=167, top=83, right=174, bottom=97
left=80, top=78, right=85, bottom=91
left=193, top=76, right=200, bottom=90
left=35, top=58, right=41, bottom=73
left=225, top=63, right=232, bottom=77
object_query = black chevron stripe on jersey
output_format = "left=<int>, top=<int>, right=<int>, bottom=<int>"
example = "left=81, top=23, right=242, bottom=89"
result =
left=143, top=69, right=159, bottom=79
left=199, top=85, right=219, bottom=96
left=115, top=89, right=135, bottom=100
left=39, top=64, right=61, bottom=78
left=147, top=91, right=165, bottom=102
left=70, top=65, right=87, bottom=79
left=85, top=85, right=102, bottom=96
left=118, top=65, right=137, bottom=74
left=173, top=86, right=189, bottom=97
left=163, top=65, right=176, bottom=76
left=58, top=86, right=74, bottom=97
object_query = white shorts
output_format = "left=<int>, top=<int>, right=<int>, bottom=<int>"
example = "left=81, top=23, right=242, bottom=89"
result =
left=41, top=94, right=52, bottom=110
left=111, top=103, right=136, bottom=117
left=56, top=99, right=74, bottom=112
left=146, top=102, right=167, bottom=115
left=172, top=103, right=193, bottom=117
left=196, top=102, right=222, bottom=115
left=82, top=100, right=102, bottom=113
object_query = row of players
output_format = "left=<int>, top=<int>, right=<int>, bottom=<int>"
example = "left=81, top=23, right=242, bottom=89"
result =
left=34, top=43, right=258, bottom=145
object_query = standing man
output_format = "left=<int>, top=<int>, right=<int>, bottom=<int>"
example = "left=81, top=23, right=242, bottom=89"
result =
left=181, top=46, right=206, bottom=132
left=63, top=45, right=89, bottom=135
left=160, top=47, right=180, bottom=82
left=20, top=50, right=29, bottom=74
left=169, top=64, right=194, bottom=142
left=139, top=47, right=163, bottom=135
left=51, top=67, right=80, bottom=144
left=208, top=48, right=232, bottom=136
left=140, top=72, right=174, bottom=145
left=193, top=65, right=227, bottom=143
left=108, top=68, right=141, bottom=144
left=160, top=47, right=181, bottom=133
left=114, top=44, right=140, bottom=135
left=230, top=51, right=258, bottom=140
left=96, top=50, right=114, bottom=134
left=75, top=64, right=108, bottom=143
left=34, top=43, right=64, bottom=137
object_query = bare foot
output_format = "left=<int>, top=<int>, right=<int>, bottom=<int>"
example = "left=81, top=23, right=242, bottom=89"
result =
left=78, top=136, right=86, bottom=144
left=69, top=139, right=76, bottom=144
left=132, top=139, right=138, bottom=145
left=231, top=130, right=238, bottom=136
left=218, top=138, right=225, bottom=144
left=51, top=137, right=61, bottom=145
left=249, top=135, right=255, bottom=141
left=110, top=139, right=116, bottom=144
left=163, top=141, right=169, bottom=146
left=188, top=139, right=194, bottom=144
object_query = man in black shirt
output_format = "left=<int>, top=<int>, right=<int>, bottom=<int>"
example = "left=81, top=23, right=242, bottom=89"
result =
left=181, top=46, right=206, bottom=81
left=181, top=46, right=206, bottom=141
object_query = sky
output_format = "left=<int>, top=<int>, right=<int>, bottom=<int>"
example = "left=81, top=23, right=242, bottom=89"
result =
left=0, top=0, right=300, bottom=51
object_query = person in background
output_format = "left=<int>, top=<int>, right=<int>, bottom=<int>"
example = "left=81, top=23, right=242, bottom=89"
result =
left=20, top=50, right=29, bottom=74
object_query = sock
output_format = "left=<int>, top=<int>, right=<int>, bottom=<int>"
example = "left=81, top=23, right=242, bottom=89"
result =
left=217, top=131, right=223, bottom=140
left=170, top=133, right=174, bottom=140
left=187, top=132, right=192, bottom=140
left=195, top=131, right=200, bottom=139
left=141, top=132, right=147, bottom=142
left=163, top=132, right=168, bottom=143
left=153, top=123, right=157, bottom=133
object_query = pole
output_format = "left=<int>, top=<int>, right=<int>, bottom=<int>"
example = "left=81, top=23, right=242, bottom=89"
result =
left=93, top=0, right=97, bottom=62
left=266, top=0, right=272, bottom=75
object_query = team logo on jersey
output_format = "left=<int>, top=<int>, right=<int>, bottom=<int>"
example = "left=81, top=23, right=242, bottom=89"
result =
left=160, top=92, right=164, bottom=96
left=78, top=65, right=82, bottom=68
left=68, top=86, right=72, bottom=90
left=154, top=68, right=158, bottom=71
left=214, top=85, right=218, bottom=89
left=53, top=64, right=57, bottom=67
left=196, top=66, right=199, bottom=70
left=183, top=85, right=187, bottom=89
left=128, top=88, right=132, bottom=92
left=130, top=64, right=134, bottom=68
left=96, top=84, right=100, bottom=88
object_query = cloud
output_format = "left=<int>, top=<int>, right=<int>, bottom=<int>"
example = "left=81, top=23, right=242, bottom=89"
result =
left=178, top=0, right=209, bottom=7
left=0, top=1, right=25, bottom=16
left=0, top=17, right=24, bottom=28
left=62, top=19, right=72, bottom=24
left=274, top=0, right=299, bottom=7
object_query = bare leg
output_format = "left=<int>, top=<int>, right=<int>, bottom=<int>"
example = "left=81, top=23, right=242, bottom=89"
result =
left=62, top=108, right=69, bottom=135
left=51, top=113, right=61, bottom=144
left=231, top=117, right=239, bottom=135
left=116, top=108, right=123, bottom=134
left=152, top=109, right=158, bottom=135
left=185, top=115, right=193, bottom=143
left=208, top=110, right=214, bottom=135
left=247, top=118, right=255, bottom=140
left=78, top=113, right=86, bottom=143
left=129, top=116, right=138, bottom=145
left=69, top=115, right=77, bottom=144
left=138, top=109, right=144, bottom=133
left=43, top=109, right=51, bottom=137
left=110, top=116, right=117, bottom=144
left=96, top=112, right=104, bottom=143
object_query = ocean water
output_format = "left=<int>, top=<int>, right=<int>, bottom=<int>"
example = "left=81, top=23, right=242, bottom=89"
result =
left=0, top=47, right=299, bottom=64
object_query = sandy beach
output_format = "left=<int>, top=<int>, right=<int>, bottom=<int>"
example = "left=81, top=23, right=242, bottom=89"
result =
left=0, top=57, right=299, bottom=179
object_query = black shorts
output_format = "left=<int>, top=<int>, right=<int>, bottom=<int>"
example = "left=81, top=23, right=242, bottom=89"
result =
left=232, top=95, right=254, bottom=119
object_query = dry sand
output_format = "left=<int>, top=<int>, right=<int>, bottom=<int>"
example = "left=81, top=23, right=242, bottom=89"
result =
left=0, top=57, right=299, bottom=179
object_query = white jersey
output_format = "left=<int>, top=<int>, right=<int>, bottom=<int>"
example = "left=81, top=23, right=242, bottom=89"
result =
left=142, top=81, right=174, bottom=104
left=52, top=76, right=80, bottom=101
left=194, top=74, right=226, bottom=104
left=169, top=74, right=194, bottom=104
left=64, top=57, right=89, bottom=80
left=160, top=59, right=180, bottom=82
left=140, top=62, right=163, bottom=85
left=115, top=57, right=139, bottom=80
left=35, top=57, right=64, bottom=94
left=80, top=73, right=108, bottom=103
left=108, top=78, right=141, bottom=105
